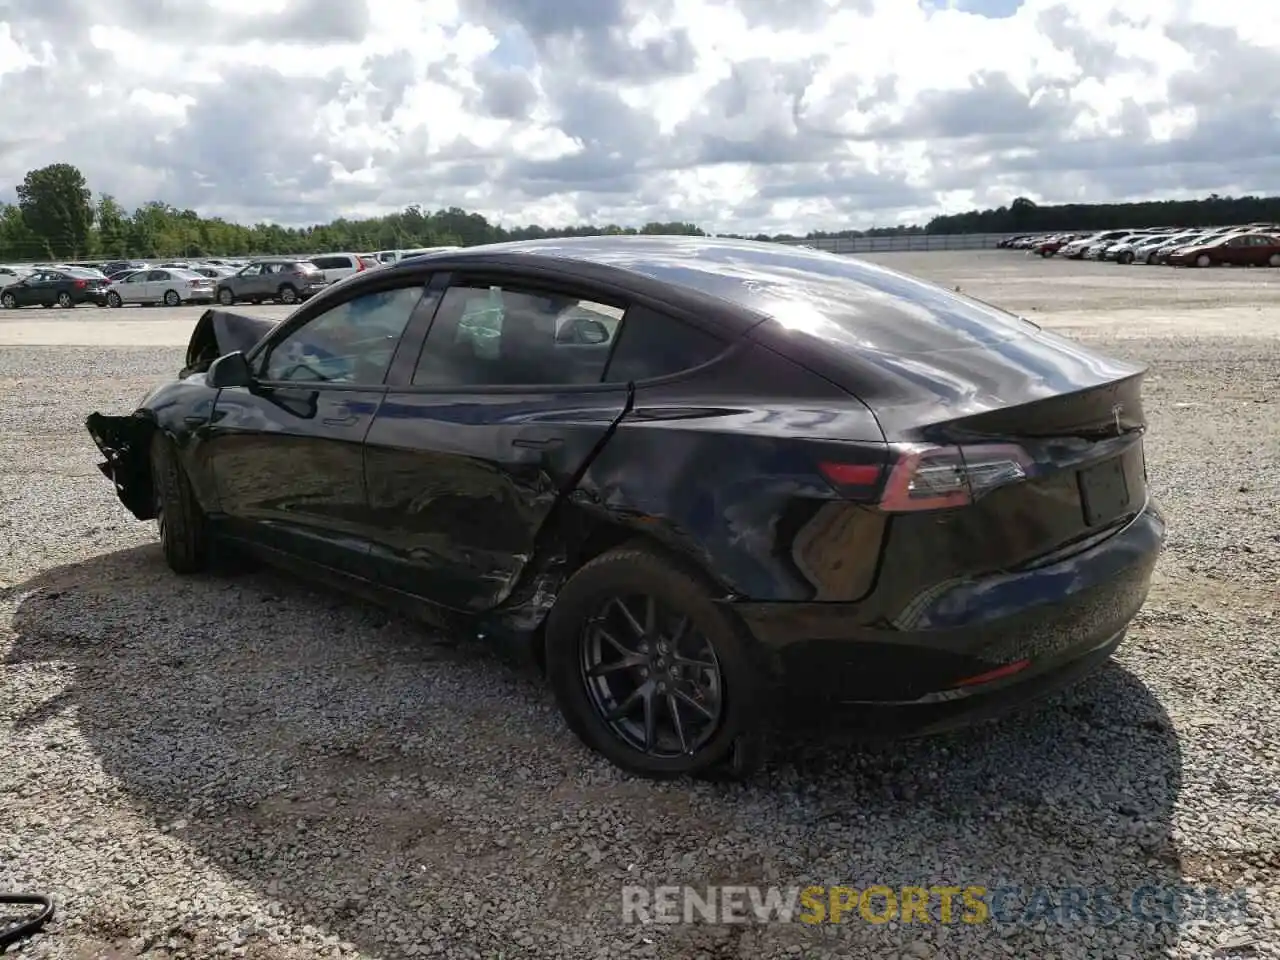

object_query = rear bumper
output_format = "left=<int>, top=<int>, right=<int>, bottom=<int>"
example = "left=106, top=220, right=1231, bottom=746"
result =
left=733, top=500, right=1165, bottom=710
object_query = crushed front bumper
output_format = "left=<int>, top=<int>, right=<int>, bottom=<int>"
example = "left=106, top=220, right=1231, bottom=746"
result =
left=85, top=412, right=156, bottom=520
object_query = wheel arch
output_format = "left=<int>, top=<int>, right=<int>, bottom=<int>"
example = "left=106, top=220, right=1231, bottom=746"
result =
left=495, top=502, right=743, bottom=675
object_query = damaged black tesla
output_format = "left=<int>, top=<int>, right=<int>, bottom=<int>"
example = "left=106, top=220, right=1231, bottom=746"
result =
left=85, top=237, right=1165, bottom=779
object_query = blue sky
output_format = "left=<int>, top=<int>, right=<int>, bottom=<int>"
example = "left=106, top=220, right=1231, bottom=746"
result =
left=921, top=0, right=1026, bottom=17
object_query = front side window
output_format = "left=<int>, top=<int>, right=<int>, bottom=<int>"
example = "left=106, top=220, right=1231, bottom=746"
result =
left=261, top=285, right=426, bottom=385
left=411, top=283, right=624, bottom=388
left=239, top=264, right=263, bottom=277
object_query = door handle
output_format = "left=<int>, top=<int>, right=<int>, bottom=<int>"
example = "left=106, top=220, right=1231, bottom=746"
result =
left=512, top=437, right=564, bottom=449
left=323, top=414, right=360, bottom=426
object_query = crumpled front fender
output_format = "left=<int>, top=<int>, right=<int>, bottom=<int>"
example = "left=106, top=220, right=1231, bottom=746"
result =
left=85, top=411, right=157, bottom=520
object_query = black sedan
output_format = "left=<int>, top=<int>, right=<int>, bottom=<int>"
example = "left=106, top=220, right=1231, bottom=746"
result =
left=1, top=267, right=111, bottom=308
left=84, top=237, right=1165, bottom=779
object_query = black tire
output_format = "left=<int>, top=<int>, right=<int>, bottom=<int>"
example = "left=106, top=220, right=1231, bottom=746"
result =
left=163, top=289, right=181, bottom=306
left=0, top=292, right=15, bottom=309
left=56, top=291, right=72, bottom=307
left=217, top=287, right=234, bottom=305
left=149, top=433, right=208, bottom=574
left=1118, top=251, right=1133, bottom=264
left=277, top=284, right=298, bottom=304
left=544, top=544, right=764, bottom=780
left=106, top=291, right=122, bottom=308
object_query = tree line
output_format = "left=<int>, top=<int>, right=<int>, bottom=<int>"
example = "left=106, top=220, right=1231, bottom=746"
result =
left=4, top=163, right=1278, bottom=262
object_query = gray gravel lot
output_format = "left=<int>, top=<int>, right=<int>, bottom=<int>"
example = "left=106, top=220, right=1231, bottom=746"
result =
left=1, top=251, right=1278, bottom=959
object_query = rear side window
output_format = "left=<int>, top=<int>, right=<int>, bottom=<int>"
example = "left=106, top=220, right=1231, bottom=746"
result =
left=412, top=283, right=622, bottom=388
left=313, top=255, right=352, bottom=269
left=603, top=306, right=726, bottom=382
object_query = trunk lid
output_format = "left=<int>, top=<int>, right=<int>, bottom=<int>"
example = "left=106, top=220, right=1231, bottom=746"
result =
left=747, top=287, right=1151, bottom=570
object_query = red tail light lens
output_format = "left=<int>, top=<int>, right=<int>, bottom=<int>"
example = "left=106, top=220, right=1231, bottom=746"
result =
left=817, top=461, right=883, bottom=491
left=356, top=258, right=366, bottom=271
left=74, top=279, right=86, bottom=289
left=878, top=443, right=1033, bottom=512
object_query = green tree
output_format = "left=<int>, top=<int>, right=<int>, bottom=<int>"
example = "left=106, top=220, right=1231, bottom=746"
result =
left=15, top=163, right=94, bottom=259
left=0, top=203, right=42, bottom=261
left=95, top=194, right=129, bottom=258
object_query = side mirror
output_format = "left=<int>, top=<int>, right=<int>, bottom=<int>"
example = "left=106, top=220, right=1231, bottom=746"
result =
left=559, top=317, right=610, bottom=344
left=207, top=350, right=254, bottom=389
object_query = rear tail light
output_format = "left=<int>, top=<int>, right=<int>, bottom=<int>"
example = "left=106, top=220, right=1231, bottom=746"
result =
left=74, top=279, right=86, bottom=289
left=356, top=258, right=366, bottom=271
left=877, top=443, right=1033, bottom=512
left=818, top=443, right=1035, bottom=511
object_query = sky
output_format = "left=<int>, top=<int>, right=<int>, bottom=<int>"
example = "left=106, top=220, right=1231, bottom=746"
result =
left=1, top=0, right=1278, bottom=235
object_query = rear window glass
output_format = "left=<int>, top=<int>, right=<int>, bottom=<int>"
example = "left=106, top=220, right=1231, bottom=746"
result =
left=605, top=245, right=1034, bottom=355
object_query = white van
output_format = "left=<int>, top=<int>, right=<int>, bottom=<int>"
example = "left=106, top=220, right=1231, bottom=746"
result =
left=373, top=246, right=460, bottom=265
left=309, top=252, right=379, bottom=284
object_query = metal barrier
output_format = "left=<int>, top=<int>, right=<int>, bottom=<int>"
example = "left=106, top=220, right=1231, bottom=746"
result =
left=773, top=233, right=1013, bottom=254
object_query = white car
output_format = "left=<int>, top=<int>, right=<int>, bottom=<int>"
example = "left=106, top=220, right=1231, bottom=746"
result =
left=309, top=253, right=378, bottom=284
left=373, top=246, right=461, bottom=265
left=105, top=268, right=216, bottom=307
left=1127, top=232, right=1201, bottom=264
left=0, top=265, right=34, bottom=281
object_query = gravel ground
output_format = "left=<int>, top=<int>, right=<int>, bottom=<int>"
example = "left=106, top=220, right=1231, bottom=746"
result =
left=1, top=251, right=1278, bottom=959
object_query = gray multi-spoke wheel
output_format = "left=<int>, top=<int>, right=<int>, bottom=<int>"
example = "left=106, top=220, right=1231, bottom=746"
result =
left=579, top=594, right=724, bottom=760
left=545, top=543, right=763, bottom=780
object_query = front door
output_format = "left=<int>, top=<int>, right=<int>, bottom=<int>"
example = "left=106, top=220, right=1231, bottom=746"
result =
left=204, top=280, right=431, bottom=575
left=24, top=272, right=58, bottom=306
left=119, top=271, right=149, bottom=303
left=364, top=277, right=630, bottom=612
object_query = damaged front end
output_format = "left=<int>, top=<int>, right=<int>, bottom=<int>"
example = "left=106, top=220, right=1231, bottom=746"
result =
left=85, top=307, right=278, bottom=521
left=85, top=411, right=157, bottom=520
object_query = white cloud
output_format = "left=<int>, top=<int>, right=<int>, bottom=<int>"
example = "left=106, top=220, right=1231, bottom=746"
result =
left=1, top=0, right=1278, bottom=232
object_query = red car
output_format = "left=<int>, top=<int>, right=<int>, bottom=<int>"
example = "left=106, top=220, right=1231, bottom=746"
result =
left=1167, top=232, right=1280, bottom=267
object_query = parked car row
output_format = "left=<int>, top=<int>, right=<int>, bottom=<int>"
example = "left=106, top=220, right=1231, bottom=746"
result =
left=999, top=224, right=1280, bottom=267
left=0, top=247, right=464, bottom=310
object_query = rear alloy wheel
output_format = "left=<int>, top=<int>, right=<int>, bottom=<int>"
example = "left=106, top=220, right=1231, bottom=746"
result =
left=149, top=432, right=209, bottom=574
left=277, top=284, right=298, bottom=304
left=163, top=289, right=181, bottom=306
left=56, top=291, right=73, bottom=307
left=1, top=292, right=15, bottom=309
left=545, top=544, right=764, bottom=780
left=217, top=287, right=234, bottom=306
left=106, top=291, right=122, bottom=308
left=1117, top=251, right=1133, bottom=264
left=1196, top=254, right=1212, bottom=268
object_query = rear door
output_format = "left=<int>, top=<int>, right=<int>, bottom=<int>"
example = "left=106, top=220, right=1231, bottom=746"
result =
left=204, top=277, right=434, bottom=574
left=144, top=269, right=170, bottom=302
left=363, top=272, right=631, bottom=612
